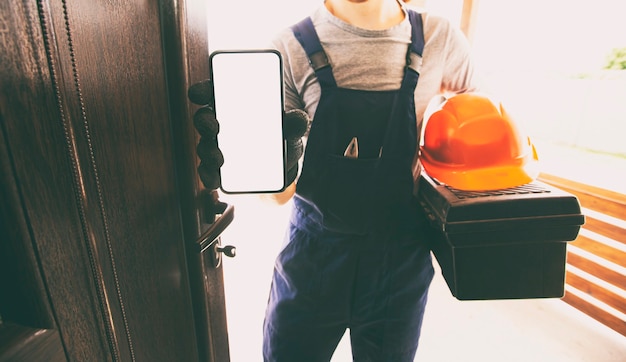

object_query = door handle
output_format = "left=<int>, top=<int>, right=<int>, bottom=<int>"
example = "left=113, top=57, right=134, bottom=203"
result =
left=196, top=203, right=236, bottom=268
left=188, top=203, right=235, bottom=361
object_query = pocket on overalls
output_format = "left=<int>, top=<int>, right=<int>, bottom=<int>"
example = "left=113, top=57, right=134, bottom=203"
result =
left=321, top=154, right=386, bottom=232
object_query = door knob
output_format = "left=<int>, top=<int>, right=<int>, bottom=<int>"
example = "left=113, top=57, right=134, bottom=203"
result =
left=217, top=244, right=236, bottom=258
left=209, top=240, right=236, bottom=268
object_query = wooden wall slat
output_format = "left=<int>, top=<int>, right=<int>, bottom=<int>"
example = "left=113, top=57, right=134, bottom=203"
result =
left=566, top=271, right=626, bottom=314
left=539, top=173, right=626, bottom=220
left=571, top=235, right=626, bottom=268
left=583, top=216, right=626, bottom=245
left=562, top=292, right=626, bottom=337
left=567, top=252, right=626, bottom=290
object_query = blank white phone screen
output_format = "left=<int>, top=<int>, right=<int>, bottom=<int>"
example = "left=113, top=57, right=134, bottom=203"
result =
left=210, top=50, right=285, bottom=193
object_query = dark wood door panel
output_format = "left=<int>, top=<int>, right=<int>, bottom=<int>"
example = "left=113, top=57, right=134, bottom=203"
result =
left=1, top=0, right=114, bottom=359
left=49, top=2, right=200, bottom=360
left=0, top=324, right=65, bottom=362
left=1, top=0, right=230, bottom=361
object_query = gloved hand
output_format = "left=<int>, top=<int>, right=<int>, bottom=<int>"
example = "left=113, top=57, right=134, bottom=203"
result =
left=187, top=79, right=308, bottom=191
left=282, top=108, right=308, bottom=185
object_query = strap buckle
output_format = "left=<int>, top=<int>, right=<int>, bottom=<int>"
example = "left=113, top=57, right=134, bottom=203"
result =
left=309, top=51, right=330, bottom=71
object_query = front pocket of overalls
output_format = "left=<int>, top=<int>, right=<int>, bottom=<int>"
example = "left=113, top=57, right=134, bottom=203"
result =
left=321, top=155, right=386, bottom=230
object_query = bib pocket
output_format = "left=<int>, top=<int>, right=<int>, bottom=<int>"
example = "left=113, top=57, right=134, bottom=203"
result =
left=319, top=154, right=389, bottom=233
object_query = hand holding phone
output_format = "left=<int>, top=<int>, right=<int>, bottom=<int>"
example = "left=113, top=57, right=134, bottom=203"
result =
left=189, top=50, right=308, bottom=194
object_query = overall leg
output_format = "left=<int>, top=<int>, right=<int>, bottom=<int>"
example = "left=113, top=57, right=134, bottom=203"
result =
left=263, top=200, right=358, bottom=362
left=349, top=227, right=434, bottom=362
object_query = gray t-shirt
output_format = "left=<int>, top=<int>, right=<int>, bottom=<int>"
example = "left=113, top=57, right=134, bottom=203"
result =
left=271, top=2, right=481, bottom=184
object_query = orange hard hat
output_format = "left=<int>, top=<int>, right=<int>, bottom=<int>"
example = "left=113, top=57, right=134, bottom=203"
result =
left=419, top=93, right=539, bottom=191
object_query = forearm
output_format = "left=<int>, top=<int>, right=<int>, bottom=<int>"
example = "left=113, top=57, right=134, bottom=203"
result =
left=259, top=181, right=296, bottom=205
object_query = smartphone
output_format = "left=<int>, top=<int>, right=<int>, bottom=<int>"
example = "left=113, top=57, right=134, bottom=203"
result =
left=209, top=49, right=286, bottom=194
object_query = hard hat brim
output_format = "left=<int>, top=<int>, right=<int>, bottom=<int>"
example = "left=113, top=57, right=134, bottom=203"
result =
left=420, top=155, right=540, bottom=191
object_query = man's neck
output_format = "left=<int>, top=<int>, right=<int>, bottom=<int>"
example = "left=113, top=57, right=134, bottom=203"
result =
left=324, top=0, right=405, bottom=30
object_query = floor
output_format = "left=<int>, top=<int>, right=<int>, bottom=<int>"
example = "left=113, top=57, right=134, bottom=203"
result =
left=219, top=194, right=626, bottom=362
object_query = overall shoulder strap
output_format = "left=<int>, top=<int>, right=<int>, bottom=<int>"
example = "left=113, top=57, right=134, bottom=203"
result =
left=291, top=17, right=337, bottom=88
left=406, top=9, right=425, bottom=75
left=400, top=9, right=425, bottom=91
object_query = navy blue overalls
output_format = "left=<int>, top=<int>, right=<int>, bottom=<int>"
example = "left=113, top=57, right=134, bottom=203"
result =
left=263, top=10, right=434, bottom=362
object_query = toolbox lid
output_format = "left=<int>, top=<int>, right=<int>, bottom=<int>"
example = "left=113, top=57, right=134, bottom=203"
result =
left=417, top=173, right=585, bottom=242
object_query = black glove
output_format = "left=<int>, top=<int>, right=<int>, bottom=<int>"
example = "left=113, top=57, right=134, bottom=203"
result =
left=282, top=109, right=308, bottom=185
left=188, top=79, right=308, bottom=191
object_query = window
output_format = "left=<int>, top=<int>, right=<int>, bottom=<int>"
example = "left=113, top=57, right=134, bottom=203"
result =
left=471, top=0, right=626, bottom=194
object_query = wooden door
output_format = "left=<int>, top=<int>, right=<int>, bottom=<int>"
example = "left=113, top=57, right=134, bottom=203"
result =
left=0, top=0, right=231, bottom=361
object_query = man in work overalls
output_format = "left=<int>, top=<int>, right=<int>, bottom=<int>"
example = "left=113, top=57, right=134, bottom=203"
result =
left=189, top=0, right=481, bottom=360
left=261, top=0, right=481, bottom=360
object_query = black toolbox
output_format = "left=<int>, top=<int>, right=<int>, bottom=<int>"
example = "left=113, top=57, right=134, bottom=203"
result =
left=417, top=173, right=585, bottom=300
